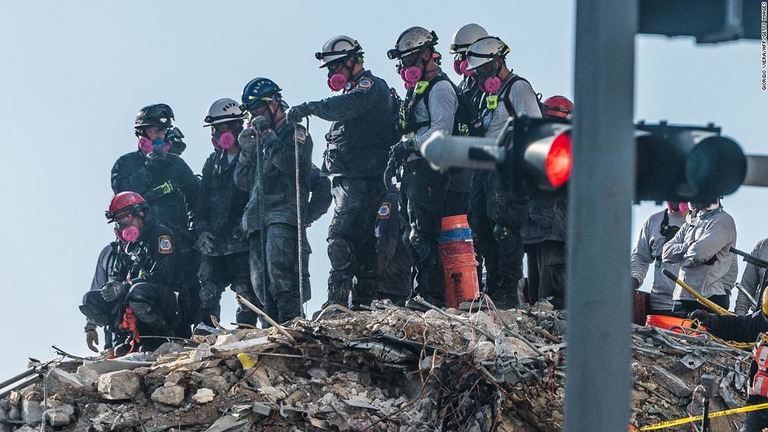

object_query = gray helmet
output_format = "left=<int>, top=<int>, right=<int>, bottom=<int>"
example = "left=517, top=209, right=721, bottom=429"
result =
left=466, top=36, right=510, bottom=70
left=449, top=23, right=488, bottom=54
left=387, top=26, right=438, bottom=60
left=315, top=35, right=362, bottom=68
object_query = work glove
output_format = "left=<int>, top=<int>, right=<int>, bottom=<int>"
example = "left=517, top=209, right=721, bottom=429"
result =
left=689, top=309, right=717, bottom=329
left=286, top=103, right=311, bottom=124
left=631, top=277, right=640, bottom=291
left=199, top=285, right=219, bottom=310
left=85, top=323, right=99, bottom=353
left=238, top=128, right=259, bottom=156
left=145, top=149, right=168, bottom=171
left=100, top=280, right=128, bottom=302
left=194, top=231, right=216, bottom=255
left=391, top=137, right=417, bottom=162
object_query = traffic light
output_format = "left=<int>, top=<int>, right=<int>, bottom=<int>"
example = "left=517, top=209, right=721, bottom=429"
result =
left=638, top=0, right=763, bottom=43
left=635, top=121, right=746, bottom=202
left=421, top=116, right=573, bottom=194
left=420, top=118, right=746, bottom=201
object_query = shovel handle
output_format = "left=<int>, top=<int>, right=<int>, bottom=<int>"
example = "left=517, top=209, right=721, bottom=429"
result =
left=662, top=269, right=735, bottom=316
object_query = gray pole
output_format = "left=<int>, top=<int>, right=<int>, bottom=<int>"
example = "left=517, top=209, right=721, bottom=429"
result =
left=565, top=1, right=636, bottom=430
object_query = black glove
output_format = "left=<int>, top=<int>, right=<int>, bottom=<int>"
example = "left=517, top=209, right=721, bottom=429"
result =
left=689, top=309, right=716, bottom=328
left=199, top=285, right=219, bottom=310
left=194, top=231, right=216, bottom=255
left=100, top=280, right=128, bottom=302
left=383, top=157, right=399, bottom=188
left=631, top=278, right=640, bottom=291
left=391, top=137, right=417, bottom=162
left=287, top=103, right=311, bottom=124
left=85, top=323, right=99, bottom=353
left=145, top=149, right=167, bottom=170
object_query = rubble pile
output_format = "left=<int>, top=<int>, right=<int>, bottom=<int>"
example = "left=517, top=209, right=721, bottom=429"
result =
left=0, top=300, right=754, bottom=431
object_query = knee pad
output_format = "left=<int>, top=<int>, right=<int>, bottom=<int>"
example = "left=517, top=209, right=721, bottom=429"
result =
left=328, top=238, right=352, bottom=271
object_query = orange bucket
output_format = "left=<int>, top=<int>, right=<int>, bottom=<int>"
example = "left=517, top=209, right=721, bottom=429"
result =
left=441, top=214, right=469, bottom=231
left=645, top=314, right=706, bottom=335
left=442, top=253, right=479, bottom=308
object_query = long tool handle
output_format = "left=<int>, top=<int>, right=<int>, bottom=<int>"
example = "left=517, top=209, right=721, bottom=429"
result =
left=730, top=247, right=768, bottom=269
left=662, top=269, right=735, bottom=316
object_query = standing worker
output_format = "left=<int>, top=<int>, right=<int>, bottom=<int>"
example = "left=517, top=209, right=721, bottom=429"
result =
left=111, top=104, right=200, bottom=337
left=465, top=36, right=542, bottom=308
left=287, top=35, right=395, bottom=309
left=386, top=26, right=461, bottom=309
left=631, top=201, right=689, bottom=315
left=662, top=198, right=738, bottom=315
left=195, top=98, right=259, bottom=328
left=235, top=77, right=313, bottom=324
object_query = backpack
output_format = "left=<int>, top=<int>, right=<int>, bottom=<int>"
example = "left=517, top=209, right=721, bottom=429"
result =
left=485, top=74, right=545, bottom=119
left=398, top=73, right=475, bottom=137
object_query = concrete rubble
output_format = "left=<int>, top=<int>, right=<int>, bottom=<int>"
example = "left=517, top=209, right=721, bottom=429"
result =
left=0, top=299, right=754, bottom=431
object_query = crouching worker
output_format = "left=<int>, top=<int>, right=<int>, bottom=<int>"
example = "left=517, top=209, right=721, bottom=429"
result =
left=80, top=192, right=178, bottom=355
left=690, top=292, right=768, bottom=431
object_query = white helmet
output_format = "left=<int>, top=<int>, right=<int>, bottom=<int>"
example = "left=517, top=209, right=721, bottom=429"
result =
left=449, top=24, right=488, bottom=54
left=387, top=26, right=438, bottom=60
left=204, top=98, right=245, bottom=126
left=466, top=36, right=510, bottom=70
left=315, top=35, right=362, bottom=68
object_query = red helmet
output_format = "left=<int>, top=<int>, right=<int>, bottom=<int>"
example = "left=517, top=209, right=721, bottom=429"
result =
left=106, top=192, right=148, bottom=222
left=543, top=95, right=574, bottom=120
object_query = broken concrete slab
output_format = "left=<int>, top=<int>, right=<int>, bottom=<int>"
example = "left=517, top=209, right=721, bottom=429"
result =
left=151, top=385, right=185, bottom=406
left=97, top=370, right=141, bottom=400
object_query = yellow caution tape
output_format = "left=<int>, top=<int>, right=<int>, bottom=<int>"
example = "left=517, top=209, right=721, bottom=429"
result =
left=639, top=401, right=768, bottom=430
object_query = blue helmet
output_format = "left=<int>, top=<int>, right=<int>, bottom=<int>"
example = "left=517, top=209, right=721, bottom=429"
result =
left=240, top=77, right=282, bottom=111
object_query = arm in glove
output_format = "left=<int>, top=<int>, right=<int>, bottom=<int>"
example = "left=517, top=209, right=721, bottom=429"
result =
left=391, top=137, right=417, bottom=162
left=287, top=103, right=312, bottom=124
left=238, top=128, right=259, bottom=158
left=689, top=309, right=719, bottom=330
left=85, top=323, right=99, bottom=353
left=631, top=277, right=640, bottom=291
left=100, top=280, right=128, bottom=302
left=194, top=231, right=216, bottom=255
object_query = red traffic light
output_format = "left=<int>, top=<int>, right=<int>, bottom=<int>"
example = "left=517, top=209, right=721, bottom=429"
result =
left=507, top=117, right=573, bottom=192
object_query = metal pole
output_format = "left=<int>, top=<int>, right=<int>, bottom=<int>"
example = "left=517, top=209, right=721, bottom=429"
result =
left=566, top=1, right=636, bottom=430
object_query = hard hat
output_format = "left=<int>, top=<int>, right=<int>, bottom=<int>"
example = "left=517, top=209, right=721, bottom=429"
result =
left=315, top=35, right=362, bottom=68
left=240, top=77, right=282, bottom=111
left=204, top=98, right=245, bottom=126
left=543, top=95, right=574, bottom=119
left=449, top=24, right=488, bottom=54
left=135, top=104, right=174, bottom=128
left=466, top=36, right=510, bottom=70
left=106, top=192, right=148, bottom=222
left=387, top=27, right=438, bottom=60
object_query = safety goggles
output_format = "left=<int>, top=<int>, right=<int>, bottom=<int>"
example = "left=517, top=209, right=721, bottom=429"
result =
left=239, top=97, right=273, bottom=113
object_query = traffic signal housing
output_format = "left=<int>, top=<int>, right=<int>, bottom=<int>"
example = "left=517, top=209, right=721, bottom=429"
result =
left=420, top=117, right=746, bottom=201
left=635, top=121, right=746, bottom=202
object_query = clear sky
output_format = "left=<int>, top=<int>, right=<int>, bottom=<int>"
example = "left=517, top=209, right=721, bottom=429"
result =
left=0, top=1, right=765, bottom=375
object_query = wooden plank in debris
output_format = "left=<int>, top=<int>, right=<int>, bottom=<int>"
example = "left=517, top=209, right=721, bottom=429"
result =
left=651, top=365, right=692, bottom=397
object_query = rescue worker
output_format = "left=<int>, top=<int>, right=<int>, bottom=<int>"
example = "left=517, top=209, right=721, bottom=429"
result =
left=689, top=291, right=768, bottom=431
left=286, top=35, right=394, bottom=309
left=523, top=96, right=572, bottom=307
left=80, top=192, right=179, bottom=354
left=444, top=23, right=489, bottom=217
left=386, top=26, right=458, bottom=309
left=235, top=77, right=313, bottom=324
left=111, top=103, right=200, bottom=337
left=195, top=99, right=258, bottom=327
left=465, top=36, right=542, bottom=308
left=83, top=243, right=119, bottom=353
left=630, top=201, right=689, bottom=315
left=735, top=237, right=768, bottom=315
left=662, top=198, right=738, bottom=316
left=376, top=184, right=412, bottom=306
